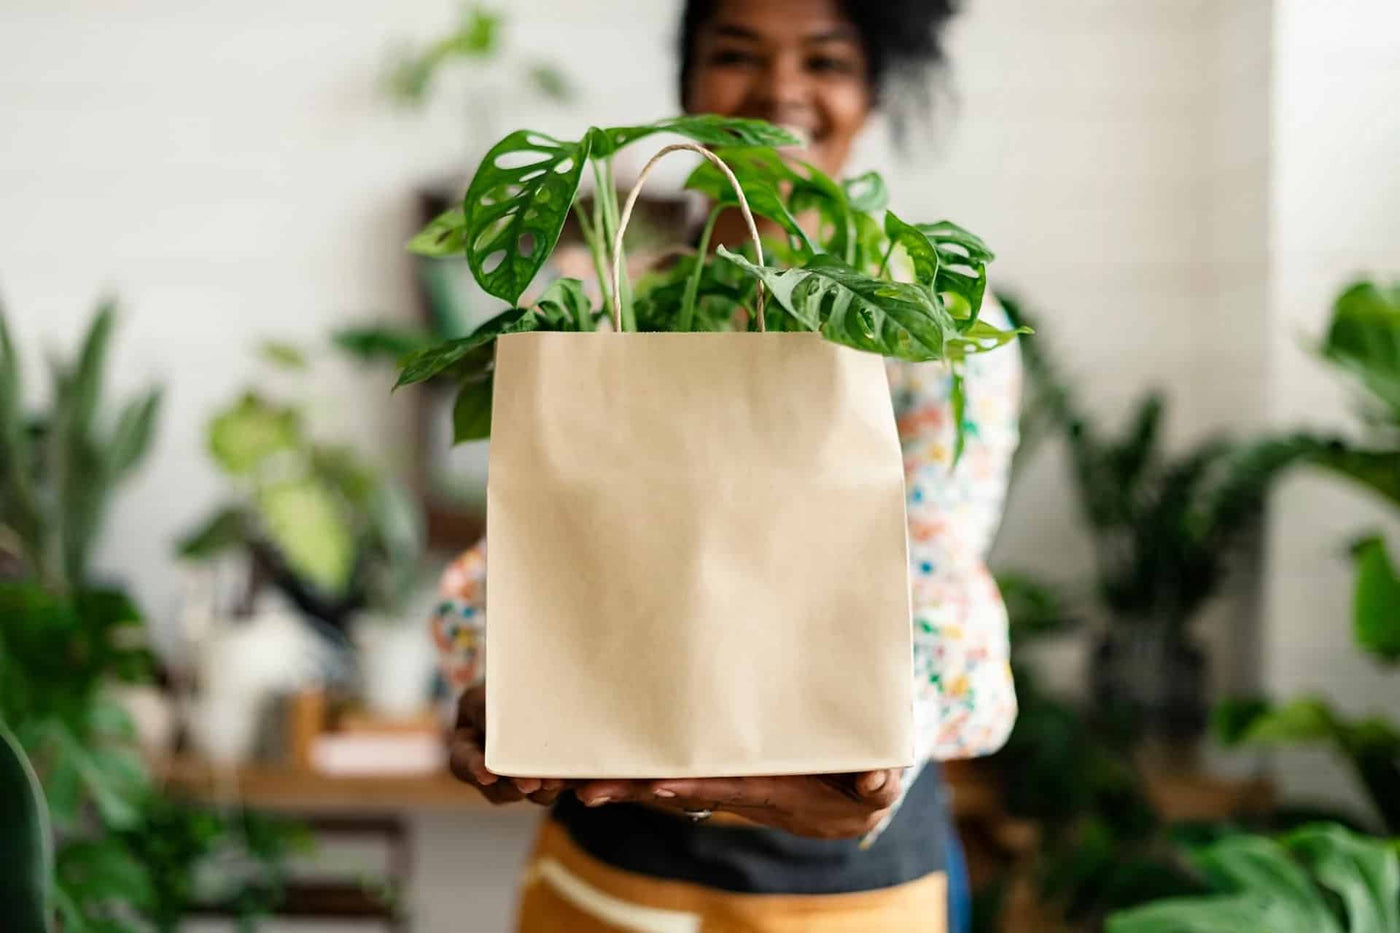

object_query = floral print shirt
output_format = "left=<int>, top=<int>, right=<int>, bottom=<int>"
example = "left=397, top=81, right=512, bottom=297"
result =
left=430, top=307, right=1021, bottom=810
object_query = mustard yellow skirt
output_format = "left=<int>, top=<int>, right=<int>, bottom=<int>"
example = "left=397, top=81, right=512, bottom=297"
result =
left=516, top=820, right=947, bottom=932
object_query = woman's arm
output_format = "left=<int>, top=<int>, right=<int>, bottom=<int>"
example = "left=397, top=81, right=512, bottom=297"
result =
left=432, top=541, right=569, bottom=804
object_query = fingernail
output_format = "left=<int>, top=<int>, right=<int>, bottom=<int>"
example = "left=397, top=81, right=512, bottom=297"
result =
left=862, top=772, right=887, bottom=793
left=478, top=773, right=498, bottom=786
left=585, top=796, right=610, bottom=807
left=654, top=788, right=676, bottom=798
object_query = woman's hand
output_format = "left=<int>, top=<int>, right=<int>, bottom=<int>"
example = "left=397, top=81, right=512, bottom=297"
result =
left=447, top=684, right=569, bottom=805
left=573, top=771, right=902, bottom=839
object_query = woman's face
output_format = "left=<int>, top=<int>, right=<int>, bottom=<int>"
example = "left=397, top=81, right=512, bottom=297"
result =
left=684, top=0, right=872, bottom=178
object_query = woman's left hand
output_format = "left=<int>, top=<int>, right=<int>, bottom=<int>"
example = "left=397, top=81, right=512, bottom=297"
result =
left=573, top=771, right=902, bottom=839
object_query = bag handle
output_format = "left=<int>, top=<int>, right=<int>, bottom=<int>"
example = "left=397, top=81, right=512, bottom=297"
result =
left=609, top=142, right=766, bottom=333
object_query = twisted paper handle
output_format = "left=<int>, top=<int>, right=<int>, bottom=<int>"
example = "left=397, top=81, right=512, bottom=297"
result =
left=609, top=142, right=766, bottom=332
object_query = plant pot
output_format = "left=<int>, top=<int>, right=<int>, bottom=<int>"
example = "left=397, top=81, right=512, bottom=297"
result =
left=353, top=615, right=435, bottom=719
left=1091, top=619, right=1208, bottom=751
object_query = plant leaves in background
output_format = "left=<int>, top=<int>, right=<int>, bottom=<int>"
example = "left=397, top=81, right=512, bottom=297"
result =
left=258, top=340, right=307, bottom=370
left=1351, top=536, right=1400, bottom=663
left=1321, top=280, right=1400, bottom=417
left=332, top=324, right=437, bottom=364
left=0, top=724, right=52, bottom=933
left=207, top=393, right=300, bottom=475
left=256, top=478, right=354, bottom=595
left=1288, top=823, right=1400, bottom=933
left=452, top=375, right=493, bottom=443
left=461, top=130, right=591, bottom=303
left=176, top=507, right=248, bottom=560
left=1218, top=695, right=1340, bottom=746
left=396, top=306, right=538, bottom=387
left=106, top=389, right=161, bottom=481
left=407, top=207, right=467, bottom=259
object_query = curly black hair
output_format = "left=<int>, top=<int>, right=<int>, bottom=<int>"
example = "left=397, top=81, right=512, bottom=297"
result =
left=677, top=0, right=962, bottom=135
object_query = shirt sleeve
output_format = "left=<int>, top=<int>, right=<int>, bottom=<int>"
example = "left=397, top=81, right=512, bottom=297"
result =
left=860, top=304, right=1022, bottom=846
left=429, top=539, right=489, bottom=694
left=893, top=303, right=1021, bottom=763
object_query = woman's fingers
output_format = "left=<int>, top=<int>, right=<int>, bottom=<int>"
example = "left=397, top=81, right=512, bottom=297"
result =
left=447, top=729, right=497, bottom=786
left=852, top=769, right=901, bottom=806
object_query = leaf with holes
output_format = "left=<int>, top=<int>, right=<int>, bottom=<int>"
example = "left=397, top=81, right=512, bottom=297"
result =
left=395, top=307, right=538, bottom=388
left=884, top=210, right=940, bottom=288
left=919, top=221, right=994, bottom=327
left=585, top=114, right=801, bottom=158
left=719, top=248, right=956, bottom=361
left=462, top=130, right=591, bottom=304
left=844, top=171, right=888, bottom=212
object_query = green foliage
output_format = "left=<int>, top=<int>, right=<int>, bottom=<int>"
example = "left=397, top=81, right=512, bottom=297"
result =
left=1107, top=824, right=1400, bottom=933
left=1321, top=280, right=1400, bottom=421
left=1353, top=537, right=1400, bottom=663
left=0, top=301, right=162, bottom=592
left=183, top=346, right=425, bottom=617
left=0, top=723, right=52, bottom=933
left=400, top=115, right=1019, bottom=456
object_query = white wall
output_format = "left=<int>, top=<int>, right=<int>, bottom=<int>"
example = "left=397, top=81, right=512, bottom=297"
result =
left=1262, top=0, right=1400, bottom=814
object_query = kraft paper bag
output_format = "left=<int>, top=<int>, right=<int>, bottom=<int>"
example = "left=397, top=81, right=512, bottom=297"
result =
left=484, top=330, right=914, bottom=778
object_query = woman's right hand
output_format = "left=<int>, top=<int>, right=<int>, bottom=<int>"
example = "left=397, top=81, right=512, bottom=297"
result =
left=448, top=683, right=569, bottom=805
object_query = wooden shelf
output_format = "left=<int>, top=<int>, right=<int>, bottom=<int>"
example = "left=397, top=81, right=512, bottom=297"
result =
left=158, top=756, right=492, bottom=812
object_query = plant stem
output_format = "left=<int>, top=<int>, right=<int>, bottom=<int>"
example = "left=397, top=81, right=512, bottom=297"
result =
left=678, top=205, right=723, bottom=332
left=572, top=204, right=606, bottom=331
left=598, top=157, right=634, bottom=331
left=877, top=240, right=897, bottom=278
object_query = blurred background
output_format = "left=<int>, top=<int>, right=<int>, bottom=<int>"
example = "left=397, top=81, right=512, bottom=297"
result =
left=2, top=0, right=1398, bottom=930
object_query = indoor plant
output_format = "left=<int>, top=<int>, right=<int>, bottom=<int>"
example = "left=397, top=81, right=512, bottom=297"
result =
left=0, top=300, right=305, bottom=930
left=1002, top=294, right=1313, bottom=745
left=1216, top=279, right=1400, bottom=833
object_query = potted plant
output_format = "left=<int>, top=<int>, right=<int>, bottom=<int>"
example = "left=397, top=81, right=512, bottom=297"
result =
left=1002, top=295, right=1313, bottom=750
left=1216, top=279, right=1400, bottom=833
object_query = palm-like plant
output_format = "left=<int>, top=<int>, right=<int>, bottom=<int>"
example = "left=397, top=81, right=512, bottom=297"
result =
left=1217, top=280, right=1400, bottom=833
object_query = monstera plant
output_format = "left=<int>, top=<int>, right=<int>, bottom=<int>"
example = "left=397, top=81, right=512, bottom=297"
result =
left=398, top=114, right=1022, bottom=445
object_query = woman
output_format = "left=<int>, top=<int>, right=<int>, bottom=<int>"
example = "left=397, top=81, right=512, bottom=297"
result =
left=431, top=0, right=1019, bottom=929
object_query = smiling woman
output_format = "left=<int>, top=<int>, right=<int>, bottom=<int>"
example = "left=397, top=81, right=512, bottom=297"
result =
left=428, top=1, right=1014, bottom=931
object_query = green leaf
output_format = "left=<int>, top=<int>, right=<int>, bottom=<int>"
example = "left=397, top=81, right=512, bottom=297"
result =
left=258, top=340, right=307, bottom=370
left=843, top=171, right=888, bottom=212
left=719, top=248, right=956, bottom=361
left=0, top=723, right=52, bottom=933
left=452, top=374, right=493, bottom=444
left=458, top=6, right=499, bottom=55
left=585, top=114, right=800, bottom=158
left=176, top=506, right=248, bottom=559
left=919, top=221, right=993, bottom=326
left=884, top=210, right=940, bottom=289
left=534, top=277, right=594, bottom=332
left=1191, top=833, right=1342, bottom=933
left=951, top=372, right=968, bottom=463
left=527, top=63, right=571, bottom=102
left=64, top=300, right=116, bottom=445
left=106, top=389, right=160, bottom=481
left=257, top=478, right=355, bottom=594
left=1321, top=280, right=1400, bottom=417
left=57, top=838, right=155, bottom=913
left=1234, top=696, right=1341, bottom=746
left=332, top=325, right=436, bottom=364
left=207, top=393, right=300, bottom=476
left=407, top=207, right=467, bottom=259
left=1351, top=537, right=1400, bottom=663
left=395, top=306, right=538, bottom=387
left=1287, top=823, right=1400, bottom=933
left=1108, top=894, right=1286, bottom=932
left=1308, top=445, right=1400, bottom=510
left=684, top=148, right=814, bottom=256
left=460, top=130, right=591, bottom=303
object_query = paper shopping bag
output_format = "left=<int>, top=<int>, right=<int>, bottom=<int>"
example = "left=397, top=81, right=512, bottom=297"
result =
left=484, top=329, right=914, bottom=778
